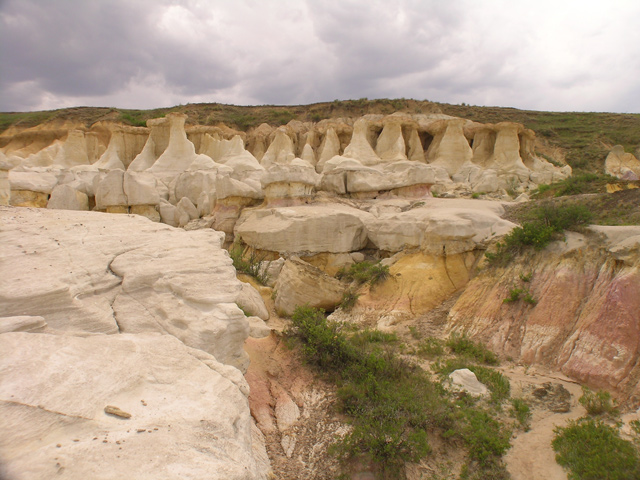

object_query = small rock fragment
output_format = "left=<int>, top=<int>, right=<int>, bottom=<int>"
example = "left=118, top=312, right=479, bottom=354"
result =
left=104, top=405, right=131, bottom=419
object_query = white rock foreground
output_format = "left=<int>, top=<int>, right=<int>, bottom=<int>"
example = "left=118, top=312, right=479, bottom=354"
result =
left=0, top=206, right=269, bottom=480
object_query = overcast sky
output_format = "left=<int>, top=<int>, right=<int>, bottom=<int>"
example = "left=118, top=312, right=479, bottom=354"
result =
left=1, top=0, right=639, bottom=113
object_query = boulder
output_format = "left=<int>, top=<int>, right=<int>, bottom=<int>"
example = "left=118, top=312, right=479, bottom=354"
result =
left=237, top=282, right=270, bottom=321
left=605, top=145, right=640, bottom=180
left=449, top=368, right=489, bottom=396
left=95, top=170, right=127, bottom=209
left=123, top=171, right=160, bottom=206
left=47, top=184, right=89, bottom=211
left=365, top=197, right=515, bottom=254
left=274, top=257, right=346, bottom=316
left=0, top=332, right=267, bottom=480
left=235, top=204, right=373, bottom=254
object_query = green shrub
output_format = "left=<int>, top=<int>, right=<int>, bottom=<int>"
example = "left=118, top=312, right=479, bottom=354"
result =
left=553, top=418, right=640, bottom=480
left=579, top=388, right=619, bottom=417
left=537, top=184, right=551, bottom=194
left=228, top=242, right=270, bottom=285
left=528, top=203, right=593, bottom=231
left=337, top=261, right=390, bottom=286
left=487, top=202, right=595, bottom=266
left=519, top=272, right=532, bottom=282
left=446, top=333, right=499, bottom=365
left=510, top=398, right=532, bottom=431
left=462, top=409, right=512, bottom=466
left=290, top=306, right=515, bottom=476
left=289, top=306, right=451, bottom=474
left=503, top=287, right=524, bottom=303
left=417, top=337, right=445, bottom=358
left=523, top=292, right=537, bottom=305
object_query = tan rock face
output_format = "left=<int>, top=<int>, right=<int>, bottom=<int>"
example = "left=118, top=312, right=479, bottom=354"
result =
left=274, top=257, right=346, bottom=316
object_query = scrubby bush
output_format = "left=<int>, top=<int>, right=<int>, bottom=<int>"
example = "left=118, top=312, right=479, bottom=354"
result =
left=229, top=242, right=270, bottom=285
left=486, top=202, right=594, bottom=266
left=553, top=418, right=640, bottom=480
left=446, top=333, right=499, bottom=366
left=336, top=261, right=390, bottom=286
left=417, top=337, right=445, bottom=358
left=510, top=398, right=532, bottom=431
left=579, top=388, right=619, bottom=417
left=290, top=306, right=516, bottom=477
left=339, top=290, right=359, bottom=312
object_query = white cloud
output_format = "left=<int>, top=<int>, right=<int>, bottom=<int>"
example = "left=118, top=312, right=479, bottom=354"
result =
left=0, top=0, right=638, bottom=112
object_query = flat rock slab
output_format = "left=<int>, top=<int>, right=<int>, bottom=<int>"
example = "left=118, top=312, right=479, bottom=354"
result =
left=0, top=332, right=265, bottom=480
left=0, top=206, right=248, bottom=369
left=235, top=204, right=373, bottom=254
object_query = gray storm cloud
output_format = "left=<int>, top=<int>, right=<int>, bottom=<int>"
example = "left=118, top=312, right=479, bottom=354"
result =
left=0, top=0, right=639, bottom=112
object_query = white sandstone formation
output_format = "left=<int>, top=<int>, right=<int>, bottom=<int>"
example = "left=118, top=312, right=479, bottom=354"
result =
left=0, top=206, right=270, bottom=479
left=0, top=110, right=571, bottom=230
left=449, top=368, right=489, bottom=396
left=0, top=332, right=268, bottom=480
left=47, top=184, right=89, bottom=211
left=365, top=197, right=516, bottom=254
left=235, top=204, right=373, bottom=254
left=0, top=206, right=250, bottom=370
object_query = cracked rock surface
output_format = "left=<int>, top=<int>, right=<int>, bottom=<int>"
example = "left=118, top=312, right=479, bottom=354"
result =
left=0, top=206, right=268, bottom=479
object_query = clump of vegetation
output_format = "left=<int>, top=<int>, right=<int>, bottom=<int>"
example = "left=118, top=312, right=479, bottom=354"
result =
left=119, top=110, right=148, bottom=127
left=503, top=287, right=536, bottom=305
left=503, top=287, right=524, bottom=303
left=552, top=172, right=617, bottom=197
left=446, top=333, right=499, bottom=366
left=510, top=398, right=532, bottom=431
left=552, top=418, right=640, bottom=480
left=336, top=261, right=390, bottom=286
left=579, top=388, right=619, bottom=417
left=228, top=242, right=270, bottom=285
left=416, top=336, right=445, bottom=358
left=339, top=290, right=360, bottom=312
left=486, top=203, right=593, bottom=265
left=434, top=359, right=510, bottom=403
left=288, top=306, right=512, bottom=477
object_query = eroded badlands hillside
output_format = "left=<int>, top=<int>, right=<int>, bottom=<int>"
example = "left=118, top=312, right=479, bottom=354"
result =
left=1, top=103, right=639, bottom=479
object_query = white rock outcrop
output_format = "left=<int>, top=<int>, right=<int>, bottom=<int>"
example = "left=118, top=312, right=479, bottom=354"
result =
left=0, top=206, right=249, bottom=370
left=0, top=332, right=267, bottom=480
left=235, top=204, right=373, bottom=254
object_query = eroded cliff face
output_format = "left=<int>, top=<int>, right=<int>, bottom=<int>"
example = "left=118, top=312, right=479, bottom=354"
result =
left=0, top=112, right=570, bottom=232
left=447, top=228, right=640, bottom=402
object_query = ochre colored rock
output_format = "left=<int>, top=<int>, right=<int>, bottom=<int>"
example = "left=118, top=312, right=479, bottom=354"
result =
left=274, top=257, right=346, bottom=316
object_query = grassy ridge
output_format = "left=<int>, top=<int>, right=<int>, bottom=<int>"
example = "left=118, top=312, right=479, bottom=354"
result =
left=2, top=99, right=639, bottom=174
